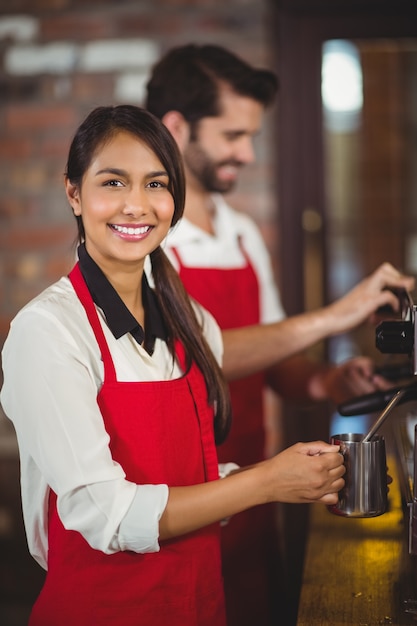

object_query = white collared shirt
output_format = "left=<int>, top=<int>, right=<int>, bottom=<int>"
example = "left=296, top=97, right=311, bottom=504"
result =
left=0, top=276, right=223, bottom=570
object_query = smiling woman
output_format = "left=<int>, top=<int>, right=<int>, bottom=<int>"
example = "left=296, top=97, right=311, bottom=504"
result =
left=0, top=105, right=233, bottom=626
left=0, top=104, right=350, bottom=626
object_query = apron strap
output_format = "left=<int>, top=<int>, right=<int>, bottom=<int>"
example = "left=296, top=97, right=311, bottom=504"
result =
left=177, top=341, right=219, bottom=482
left=68, top=263, right=117, bottom=383
left=168, top=246, right=183, bottom=269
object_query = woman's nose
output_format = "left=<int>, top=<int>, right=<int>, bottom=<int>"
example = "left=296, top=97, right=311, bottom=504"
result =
left=122, top=187, right=148, bottom=216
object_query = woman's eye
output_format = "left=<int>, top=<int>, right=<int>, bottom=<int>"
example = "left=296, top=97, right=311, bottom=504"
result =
left=148, top=180, right=167, bottom=189
left=104, top=179, right=123, bottom=187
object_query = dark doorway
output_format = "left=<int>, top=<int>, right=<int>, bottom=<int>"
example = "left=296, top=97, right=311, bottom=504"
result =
left=270, top=1, right=417, bottom=622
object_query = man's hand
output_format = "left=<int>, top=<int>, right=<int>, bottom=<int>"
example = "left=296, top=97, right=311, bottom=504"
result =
left=314, top=356, right=394, bottom=405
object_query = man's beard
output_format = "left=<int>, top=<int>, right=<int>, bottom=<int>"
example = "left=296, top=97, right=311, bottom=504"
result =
left=183, top=141, right=242, bottom=194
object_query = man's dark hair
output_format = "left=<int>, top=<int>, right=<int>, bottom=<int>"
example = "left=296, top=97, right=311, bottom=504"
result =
left=146, top=43, right=278, bottom=123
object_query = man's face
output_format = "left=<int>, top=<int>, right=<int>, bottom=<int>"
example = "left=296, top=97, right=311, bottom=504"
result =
left=182, top=88, right=264, bottom=193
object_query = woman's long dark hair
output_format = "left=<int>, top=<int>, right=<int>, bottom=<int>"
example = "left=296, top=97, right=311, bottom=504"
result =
left=65, top=105, right=231, bottom=444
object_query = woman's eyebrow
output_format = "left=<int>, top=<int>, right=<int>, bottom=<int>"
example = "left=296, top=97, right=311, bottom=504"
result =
left=95, top=167, right=127, bottom=177
left=94, top=168, right=169, bottom=178
left=147, top=170, right=169, bottom=178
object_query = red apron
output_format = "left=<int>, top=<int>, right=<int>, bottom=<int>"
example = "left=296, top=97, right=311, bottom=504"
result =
left=170, top=244, right=281, bottom=626
left=29, top=263, right=226, bottom=626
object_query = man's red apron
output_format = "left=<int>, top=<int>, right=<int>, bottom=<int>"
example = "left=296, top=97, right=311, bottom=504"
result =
left=170, top=244, right=281, bottom=626
left=29, top=263, right=226, bottom=626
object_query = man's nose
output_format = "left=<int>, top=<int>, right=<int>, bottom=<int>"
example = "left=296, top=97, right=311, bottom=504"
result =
left=237, top=136, right=256, bottom=164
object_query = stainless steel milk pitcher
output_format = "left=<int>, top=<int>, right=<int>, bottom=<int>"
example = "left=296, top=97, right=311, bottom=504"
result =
left=328, top=433, right=387, bottom=518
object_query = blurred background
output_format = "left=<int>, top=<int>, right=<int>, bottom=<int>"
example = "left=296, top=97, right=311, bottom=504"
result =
left=0, top=0, right=416, bottom=624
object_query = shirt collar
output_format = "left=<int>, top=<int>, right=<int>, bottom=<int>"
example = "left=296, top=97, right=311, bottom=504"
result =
left=77, top=243, right=167, bottom=354
left=163, top=194, right=243, bottom=247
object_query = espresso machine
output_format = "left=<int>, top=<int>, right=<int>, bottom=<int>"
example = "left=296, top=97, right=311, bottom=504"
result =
left=338, top=288, right=417, bottom=615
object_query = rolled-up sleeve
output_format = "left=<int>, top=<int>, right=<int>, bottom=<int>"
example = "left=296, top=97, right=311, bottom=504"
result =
left=116, top=484, right=169, bottom=552
left=1, top=297, right=171, bottom=564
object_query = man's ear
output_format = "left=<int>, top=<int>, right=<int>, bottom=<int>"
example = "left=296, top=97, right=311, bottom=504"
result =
left=65, top=177, right=81, bottom=216
left=162, top=111, right=190, bottom=152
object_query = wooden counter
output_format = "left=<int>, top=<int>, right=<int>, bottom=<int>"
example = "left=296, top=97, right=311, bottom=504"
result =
left=297, top=457, right=417, bottom=625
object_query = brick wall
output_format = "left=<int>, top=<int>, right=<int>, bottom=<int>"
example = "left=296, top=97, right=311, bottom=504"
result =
left=0, top=0, right=279, bottom=358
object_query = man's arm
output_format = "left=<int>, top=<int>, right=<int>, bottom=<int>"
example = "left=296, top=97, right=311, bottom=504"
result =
left=265, top=353, right=389, bottom=405
left=221, top=262, right=414, bottom=381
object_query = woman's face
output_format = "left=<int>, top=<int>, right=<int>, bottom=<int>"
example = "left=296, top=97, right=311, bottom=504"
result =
left=66, top=130, right=175, bottom=272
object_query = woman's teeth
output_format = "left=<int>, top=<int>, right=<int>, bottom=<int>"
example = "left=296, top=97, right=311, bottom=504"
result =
left=111, top=225, right=150, bottom=235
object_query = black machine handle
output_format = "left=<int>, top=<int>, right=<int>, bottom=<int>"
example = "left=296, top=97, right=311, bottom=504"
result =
left=374, top=362, right=414, bottom=381
left=338, top=381, right=417, bottom=416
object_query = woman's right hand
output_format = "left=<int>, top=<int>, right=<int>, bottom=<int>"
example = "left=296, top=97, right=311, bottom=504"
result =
left=159, top=440, right=345, bottom=540
left=259, top=441, right=346, bottom=505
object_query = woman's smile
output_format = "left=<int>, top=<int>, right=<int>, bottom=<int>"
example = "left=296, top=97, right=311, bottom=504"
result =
left=109, top=223, right=153, bottom=239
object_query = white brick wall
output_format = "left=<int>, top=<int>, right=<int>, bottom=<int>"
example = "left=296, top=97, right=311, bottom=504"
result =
left=5, top=42, right=78, bottom=75
left=0, top=14, right=39, bottom=41
left=1, top=12, right=160, bottom=92
left=4, top=38, right=159, bottom=76
left=80, top=39, right=159, bottom=72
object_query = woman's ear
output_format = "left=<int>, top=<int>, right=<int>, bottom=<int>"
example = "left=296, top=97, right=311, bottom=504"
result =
left=65, top=177, right=81, bottom=216
left=161, top=111, right=190, bottom=153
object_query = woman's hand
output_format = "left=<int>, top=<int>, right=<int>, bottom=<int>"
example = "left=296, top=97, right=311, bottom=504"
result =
left=257, top=441, right=345, bottom=506
left=159, top=441, right=345, bottom=540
